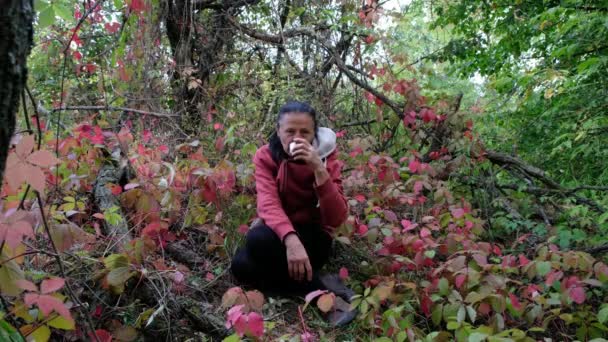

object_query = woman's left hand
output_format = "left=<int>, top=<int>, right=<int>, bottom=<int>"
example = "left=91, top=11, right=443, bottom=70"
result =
left=291, top=138, right=323, bottom=171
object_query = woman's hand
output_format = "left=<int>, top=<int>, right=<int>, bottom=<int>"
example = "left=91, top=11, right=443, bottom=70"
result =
left=284, top=233, right=313, bottom=282
left=291, top=138, right=330, bottom=186
left=291, top=138, right=323, bottom=171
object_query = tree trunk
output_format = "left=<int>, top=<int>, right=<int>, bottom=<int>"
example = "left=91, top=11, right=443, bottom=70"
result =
left=0, top=0, right=34, bottom=185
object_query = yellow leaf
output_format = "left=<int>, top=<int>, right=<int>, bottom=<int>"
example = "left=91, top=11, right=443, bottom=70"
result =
left=114, top=325, right=139, bottom=342
left=47, top=315, right=75, bottom=330
left=22, top=324, right=51, bottom=342
left=0, top=253, right=25, bottom=296
left=13, top=301, right=34, bottom=323
left=104, top=254, right=129, bottom=269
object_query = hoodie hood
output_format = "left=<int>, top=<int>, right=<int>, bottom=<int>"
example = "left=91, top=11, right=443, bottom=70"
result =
left=313, top=127, right=337, bottom=159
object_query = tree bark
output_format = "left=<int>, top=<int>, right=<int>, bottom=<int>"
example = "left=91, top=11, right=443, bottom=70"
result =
left=0, top=0, right=34, bottom=185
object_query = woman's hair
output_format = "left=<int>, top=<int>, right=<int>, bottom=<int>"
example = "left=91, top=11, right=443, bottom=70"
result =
left=268, top=101, right=318, bottom=163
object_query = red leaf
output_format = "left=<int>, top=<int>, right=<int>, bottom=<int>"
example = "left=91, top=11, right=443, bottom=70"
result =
left=238, top=224, right=249, bottom=235
left=24, top=164, right=46, bottom=192
left=29, top=294, right=72, bottom=321
left=15, top=279, right=37, bottom=292
left=245, top=312, right=264, bottom=337
left=129, top=0, right=146, bottom=12
left=420, top=227, right=431, bottom=238
left=40, top=277, right=65, bottom=294
left=24, top=293, right=38, bottom=307
left=413, top=181, right=423, bottom=194
left=226, top=304, right=245, bottom=329
left=109, top=184, right=122, bottom=195
left=357, top=224, right=368, bottom=235
left=451, top=208, right=465, bottom=219
left=400, top=219, right=417, bottom=231
left=104, top=22, right=120, bottom=33
left=339, top=267, right=349, bottom=280
left=90, top=329, right=113, bottom=342
left=568, top=286, right=585, bottom=304
left=420, top=294, right=432, bottom=316
left=545, top=270, right=563, bottom=286
left=408, top=159, right=420, bottom=173
left=354, top=194, right=366, bottom=202
left=26, top=150, right=61, bottom=168
left=455, top=274, right=466, bottom=289
left=215, top=136, right=225, bottom=152
left=492, top=244, right=502, bottom=255
left=16, top=135, right=35, bottom=158
left=478, top=302, right=491, bottom=316
left=509, top=293, right=522, bottom=311
left=0, top=219, right=34, bottom=249
left=5, top=155, right=27, bottom=191
left=420, top=108, right=437, bottom=123
left=472, top=254, right=488, bottom=267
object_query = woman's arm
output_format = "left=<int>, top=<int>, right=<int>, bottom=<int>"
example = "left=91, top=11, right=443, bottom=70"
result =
left=315, top=151, right=349, bottom=231
left=253, top=147, right=296, bottom=242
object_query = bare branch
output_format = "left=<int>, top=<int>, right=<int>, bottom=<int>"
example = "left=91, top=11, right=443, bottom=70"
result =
left=52, top=106, right=179, bottom=118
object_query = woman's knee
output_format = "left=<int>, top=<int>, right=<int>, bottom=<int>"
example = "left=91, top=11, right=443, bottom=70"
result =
left=231, top=248, right=253, bottom=283
left=246, top=224, right=281, bottom=249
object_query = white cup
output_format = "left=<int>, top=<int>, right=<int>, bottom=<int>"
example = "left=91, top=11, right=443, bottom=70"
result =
left=289, top=142, right=297, bottom=155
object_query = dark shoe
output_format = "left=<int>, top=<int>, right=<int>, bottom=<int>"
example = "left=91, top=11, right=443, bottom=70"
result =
left=319, top=274, right=355, bottom=302
left=319, top=274, right=357, bottom=327
left=328, top=297, right=357, bottom=327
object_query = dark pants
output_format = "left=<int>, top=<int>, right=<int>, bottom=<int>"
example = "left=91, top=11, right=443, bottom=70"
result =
left=231, top=223, right=332, bottom=296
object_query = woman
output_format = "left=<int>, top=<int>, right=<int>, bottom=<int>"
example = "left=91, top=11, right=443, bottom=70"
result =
left=231, top=101, right=355, bottom=325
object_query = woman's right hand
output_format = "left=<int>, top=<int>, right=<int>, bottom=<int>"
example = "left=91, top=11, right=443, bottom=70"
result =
left=284, top=234, right=313, bottom=282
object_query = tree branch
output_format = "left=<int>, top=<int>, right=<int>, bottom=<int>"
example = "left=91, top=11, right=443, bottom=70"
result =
left=52, top=106, right=178, bottom=118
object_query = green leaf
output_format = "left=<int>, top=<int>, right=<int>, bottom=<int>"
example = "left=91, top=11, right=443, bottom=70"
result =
left=34, top=0, right=49, bottom=11
left=54, top=4, right=73, bottom=23
left=114, top=0, right=123, bottom=9
left=438, top=277, right=449, bottom=295
left=446, top=320, right=460, bottom=330
left=222, top=333, right=241, bottom=342
left=0, top=320, right=25, bottom=342
left=104, top=253, right=129, bottom=269
left=374, top=338, right=393, bottom=342
left=536, top=261, right=552, bottom=277
left=466, top=305, right=477, bottom=323
left=468, top=332, right=489, bottom=342
left=598, top=306, right=608, bottom=324
left=598, top=212, right=608, bottom=224
left=457, top=305, right=466, bottom=323
left=107, top=266, right=134, bottom=287
left=38, top=6, right=55, bottom=29
left=431, top=303, right=443, bottom=326
left=577, top=57, right=601, bottom=73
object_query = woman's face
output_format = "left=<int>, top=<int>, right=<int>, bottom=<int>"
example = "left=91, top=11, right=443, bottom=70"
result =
left=277, top=112, right=315, bottom=153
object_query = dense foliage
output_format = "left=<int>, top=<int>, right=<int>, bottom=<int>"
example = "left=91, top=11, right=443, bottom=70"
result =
left=0, top=0, right=606, bottom=341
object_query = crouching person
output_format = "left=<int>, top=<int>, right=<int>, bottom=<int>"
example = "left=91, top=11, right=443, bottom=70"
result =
left=230, top=101, right=356, bottom=326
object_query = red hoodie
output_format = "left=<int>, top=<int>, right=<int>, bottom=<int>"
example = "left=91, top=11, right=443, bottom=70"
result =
left=253, top=144, right=348, bottom=241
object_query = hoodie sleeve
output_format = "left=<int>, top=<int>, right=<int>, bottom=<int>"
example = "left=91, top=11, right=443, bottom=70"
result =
left=253, top=146, right=295, bottom=241
left=314, top=150, right=348, bottom=233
